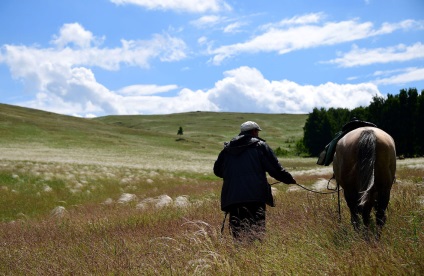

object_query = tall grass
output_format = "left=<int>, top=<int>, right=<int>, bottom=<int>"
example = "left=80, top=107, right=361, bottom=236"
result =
left=0, top=105, right=422, bottom=274
left=0, top=158, right=422, bottom=274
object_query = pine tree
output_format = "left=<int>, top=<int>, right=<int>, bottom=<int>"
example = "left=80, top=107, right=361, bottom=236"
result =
left=177, top=126, right=183, bottom=135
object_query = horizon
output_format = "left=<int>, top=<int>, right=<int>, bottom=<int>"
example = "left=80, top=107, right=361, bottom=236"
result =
left=0, top=0, right=423, bottom=117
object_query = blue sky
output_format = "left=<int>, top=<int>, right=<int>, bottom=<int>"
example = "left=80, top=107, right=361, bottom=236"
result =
left=0, top=0, right=423, bottom=117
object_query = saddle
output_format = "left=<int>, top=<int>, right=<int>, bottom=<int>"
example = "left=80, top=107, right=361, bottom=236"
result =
left=316, top=119, right=377, bottom=166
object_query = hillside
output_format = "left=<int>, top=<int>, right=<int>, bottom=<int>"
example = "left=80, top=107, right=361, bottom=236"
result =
left=95, top=112, right=308, bottom=152
left=0, top=104, right=308, bottom=161
left=0, top=103, right=151, bottom=148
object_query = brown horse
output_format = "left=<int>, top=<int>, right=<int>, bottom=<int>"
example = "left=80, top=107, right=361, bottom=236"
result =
left=333, top=127, right=396, bottom=235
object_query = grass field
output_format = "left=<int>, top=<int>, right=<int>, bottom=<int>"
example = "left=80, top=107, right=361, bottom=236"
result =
left=0, top=104, right=423, bottom=274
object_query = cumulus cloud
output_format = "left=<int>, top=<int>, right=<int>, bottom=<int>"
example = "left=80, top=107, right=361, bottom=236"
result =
left=110, top=0, right=232, bottom=13
left=209, top=14, right=423, bottom=65
left=16, top=64, right=381, bottom=117
left=19, top=66, right=126, bottom=115
left=51, top=23, right=100, bottom=49
left=0, top=23, right=190, bottom=116
left=328, top=42, right=424, bottom=67
left=207, top=66, right=381, bottom=114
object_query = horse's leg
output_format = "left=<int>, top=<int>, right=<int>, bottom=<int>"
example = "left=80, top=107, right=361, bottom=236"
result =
left=361, top=201, right=374, bottom=241
left=345, top=193, right=360, bottom=231
left=350, top=207, right=360, bottom=232
left=375, top=190, right=391, bottom=239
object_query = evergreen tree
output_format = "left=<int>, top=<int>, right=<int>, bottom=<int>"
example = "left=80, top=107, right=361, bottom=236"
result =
left=303, top=108, right=333, bottom=156
left=302, top=88, right=424, bottom=157
left=177, top=126, right=183, bottom=135
left=417, top=90, right=424, bottom=155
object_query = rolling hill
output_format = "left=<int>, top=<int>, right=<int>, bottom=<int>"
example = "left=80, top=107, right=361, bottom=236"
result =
left=0, top=103, right=308, bottom=157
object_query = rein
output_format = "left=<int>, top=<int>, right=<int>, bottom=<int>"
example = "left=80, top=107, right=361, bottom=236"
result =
left=270, top=176, right=339, bottom=195
left=271, top=175, right=342, bottom=222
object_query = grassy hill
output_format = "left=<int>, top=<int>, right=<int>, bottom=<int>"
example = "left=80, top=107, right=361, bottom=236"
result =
left=95, top=111, right=308, bottom=153
left=0, top=103, right=308, bottom=156
left=0, top=103, right=161, bottom=149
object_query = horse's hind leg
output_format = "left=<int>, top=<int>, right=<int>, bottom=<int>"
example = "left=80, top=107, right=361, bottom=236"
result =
left=345, top=193, right=360, bottom=231
left=348, top=209, right=360, bottom=232
left=375, top=190, right=391, bottom=238
left=361, top=202, right=373, bottom=240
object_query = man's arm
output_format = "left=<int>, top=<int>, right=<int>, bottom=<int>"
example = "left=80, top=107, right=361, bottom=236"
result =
left=260, top=143, right=296, bottom=184
left=213, top=150, right=225, bottom=178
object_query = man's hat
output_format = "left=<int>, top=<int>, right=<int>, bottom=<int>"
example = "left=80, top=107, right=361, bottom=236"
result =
left=240, top=121, right=262, bottom=132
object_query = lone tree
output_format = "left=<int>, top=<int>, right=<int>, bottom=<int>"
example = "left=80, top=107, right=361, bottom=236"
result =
left=177, top=126, right=183, bottom=135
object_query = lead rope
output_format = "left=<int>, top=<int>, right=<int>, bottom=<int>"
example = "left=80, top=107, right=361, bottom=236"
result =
left=325, top=174, right=341, bottom=222
left=271, top=175, right=343, bottom=221
left=270, top=180, right=339, bottom=195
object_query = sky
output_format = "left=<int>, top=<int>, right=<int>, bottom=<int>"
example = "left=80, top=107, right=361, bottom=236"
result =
left=0, top=0, right=423, bottom=117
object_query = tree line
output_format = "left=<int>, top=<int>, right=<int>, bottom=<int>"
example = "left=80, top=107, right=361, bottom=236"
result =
left=298, top=88, right=424, bottom=158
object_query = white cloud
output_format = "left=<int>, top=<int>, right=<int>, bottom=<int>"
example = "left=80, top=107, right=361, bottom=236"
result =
left=22, top=66, right=125, bottom=115
left=328, top=42, right=424, bottom=67
left=0, top=23, right=190, bottom=116
left=209, top=16, right=422, bottom=65
left=51, top=23, right=99, bottom=49
left=373, top=67, right=424, bottom=85
left=259, top=13, right=324, bottom=30
left=2, top=40, right=186, bottom=76
left=190, top=15, right=247, bottom=34
left=1, top=24, right=187, bottom=74
left=207, top=66, right=381, bottom=113
left=197, top=36, right=208, bottom=45
left=110, top=0, right=232, bottom=13
left=223, top=21, right=246, bottom=33
left=11, top=62, right=381, bottom=116
left=190, top=15, right=222, bottom=28
left=375, top=19, right=424, bottom=35
left=0, top=23, right=386, bottom=117
left=117, top=84, right=178, bottom=95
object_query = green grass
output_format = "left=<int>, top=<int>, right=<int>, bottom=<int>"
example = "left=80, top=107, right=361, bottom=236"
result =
left=0, top=103, right=423, bottom=274
left=95, top=112, right=307, bottom=148
left=1, top=104, right=307, bottom=153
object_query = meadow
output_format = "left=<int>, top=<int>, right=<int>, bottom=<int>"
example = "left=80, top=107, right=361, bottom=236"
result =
left=0, top=104, right=423, bottom=275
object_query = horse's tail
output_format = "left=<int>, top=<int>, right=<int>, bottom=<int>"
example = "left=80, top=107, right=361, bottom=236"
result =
left=358, top=129, right=376, bottom=207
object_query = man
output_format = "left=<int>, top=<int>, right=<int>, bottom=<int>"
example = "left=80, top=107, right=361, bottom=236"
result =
left=213, top=121, right=297, bottom=242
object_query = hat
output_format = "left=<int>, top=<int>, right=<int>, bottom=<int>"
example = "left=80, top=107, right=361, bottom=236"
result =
left=240, top=121, right=262, bottom=132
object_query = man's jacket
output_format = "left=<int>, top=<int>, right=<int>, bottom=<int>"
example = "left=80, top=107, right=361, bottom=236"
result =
left=213, top=133, right=295, bottom=211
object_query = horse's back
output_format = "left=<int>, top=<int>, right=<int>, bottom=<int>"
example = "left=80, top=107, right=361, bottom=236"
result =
left=333, top=127, right=396, bottom=190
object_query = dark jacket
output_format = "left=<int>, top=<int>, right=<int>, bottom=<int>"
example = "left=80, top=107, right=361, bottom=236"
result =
left=213, top=133, right=296, bottom=211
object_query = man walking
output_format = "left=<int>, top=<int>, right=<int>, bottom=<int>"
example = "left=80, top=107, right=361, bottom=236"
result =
left=214, top=121, right=297, bottom=242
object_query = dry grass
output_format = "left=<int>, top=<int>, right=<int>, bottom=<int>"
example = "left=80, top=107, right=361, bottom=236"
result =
left=0, top=105, right=422, bottom=274
left=0, top=156, right=423, bottom=275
